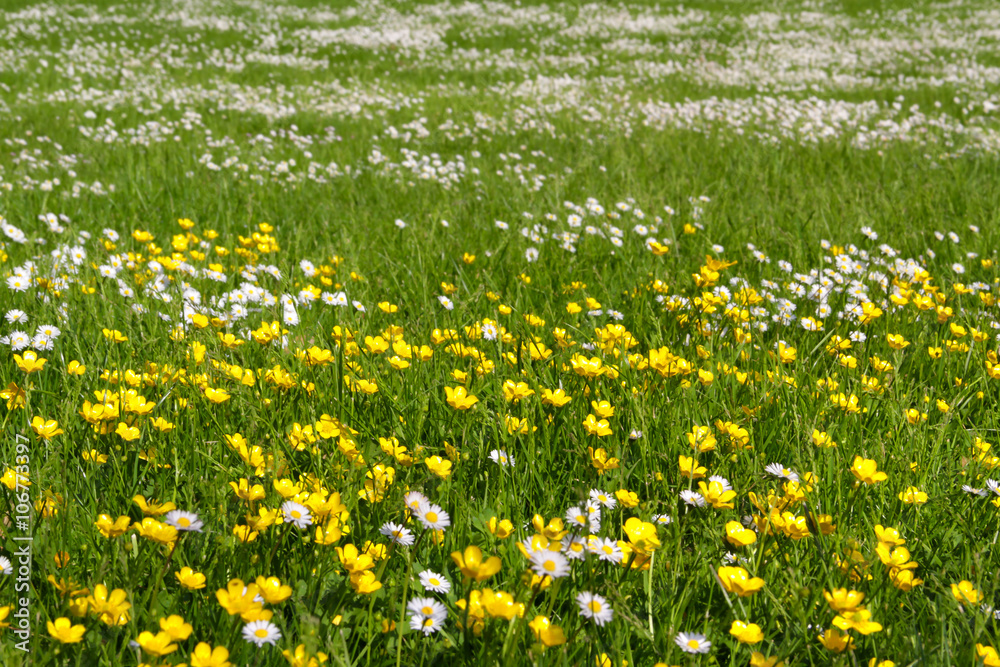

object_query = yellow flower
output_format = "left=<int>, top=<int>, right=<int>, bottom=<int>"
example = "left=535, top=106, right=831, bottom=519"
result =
left=623, top=518, right=660, bottom=554
left=233, top=525, right=259, bottom=543
left=777, top=342, right=796, bottom=363
left=424, top=456, right=452, bottom=478
left=569, top=354, right=604, bottom=379
left=886, top=333, right=909, bottom=349
left=502, top=380, right=535, bottom=401
left=698, top=479, right=736, bottom=509
left=615, top=489, right=639, bottom=508
left=750, top=653, right=785, bottom=667
left=0, top=382, right=25, bottom=410
left=817, top=628, right=854, bottom=652
left=540, top=388, right=572, bottom=407
left=87, top=584, right=132, bottom=626
left=82, top=449, right=108, bottom=465
left=13, top=350, right=46, bottom=373
left=175, top=567, right=207, bottom=590
left=282, top=644, right=329, bottom=667
left=717, top=566, right=764, bottom=597
left=204, top=387, right=230, bottom=403
left=115, top=422, right=141, bottom=441
left=31, top=416, right=63, bottom=440
left=229, top=478, right=265, bottom=502
left=588, top=447, right=620, bottom=475
left=137, top=630, right=178, bottom=656
left=812, top=429, right=836, bottom=448
left=133, top=495, right=176, bottom=516
left=444, top=386, right=478, bottom=410
left=47, top=617, right=86, bottom=643
left=582, top=414, right=613, bottom=437
left=849, top=456, right=887, bottom=485
left=255, top=577, right=292, bottom=604
left=898, top=486, right=928, bottom=505
left=725, top=521, right=757, bottom=547
left=678, top=455, right=707, bottom=479
left=824, top=588, right=865, bottom=612
left=729, top=620, right=764, bottom=644
left=977, top=645, right=1000, bottom=667
left=189, top=642, right=232, bottom=667
left=528, top=616, right=566, bottom=648
left=67, top=360, right=86, bottom=375
left=451, top=545, right=502, bottom=582
left=686, top=425, right=716, bottom=453
left=832, top=608, right=883, bottom=635
left=132, top=518, right=178, bottom=546
left=94, top=514, right=131, bottom=538
left=216, top=579, right=266, bottom=621
left=349, top=570, right=383, bottom=594
left=488, top=517, right=514, bottom=539
left=158, top=615, right=192, bottom=641
left=102, top=329, right=128, bottom=343
left=951, top=580, right=982, bottom=605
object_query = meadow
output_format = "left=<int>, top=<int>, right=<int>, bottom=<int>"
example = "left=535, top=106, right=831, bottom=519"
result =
left=2, top=0, right=1000, bottom=665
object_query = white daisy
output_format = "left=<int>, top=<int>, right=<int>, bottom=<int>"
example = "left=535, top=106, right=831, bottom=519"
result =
left=591, top=537, right=622, bottom=563
left=403, top=491, right=429, bottom=513
left=575, top=591, right=613, bottom=626
left=562, top=534, right=588, bottom=560
left=564, top=507, right=589, bottom=531
left=418, top=570, right=451, bottom=594
left=407, top=597, right=447, bottom=635
left=680, top=490, right=706, bottom=508
left=675, top=631, right=711, bottom=654
left=415, top=503, right=451, bottom=531
left=529, top=549, right=571, bottom=579
left=6, top=276, right=30, bottom=292
left=0, top=556, right=11, bottom=575
left=164, top=510, right=204, bottom=532
left=281, top=501, right=313, bottom=529
left=764, top=463, right=799, bottom=482
left=8, top=331, right=30, bottom=351
left=380, top=521, right=415, bottom=546
left=589, top=489, right=617, bottom=509
left=4, top=310, right=27, bottom=324
left=242, top=620, right=281, bottom=646
left=489, top=449, right=514, bottom=467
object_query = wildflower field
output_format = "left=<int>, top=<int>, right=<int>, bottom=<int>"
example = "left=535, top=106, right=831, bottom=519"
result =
left=3, top=0, right=1000, bottom=665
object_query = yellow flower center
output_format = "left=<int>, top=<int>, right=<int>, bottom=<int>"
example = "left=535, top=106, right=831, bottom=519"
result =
left=687, top=640, right=699, bottom=649
left=426, top=512, right=438, bottom=523
left=178, top=518, right=191, bottom=527
left=255, top=629, right=268, bottom=638
left=588, top=601, right=602, bottom=613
